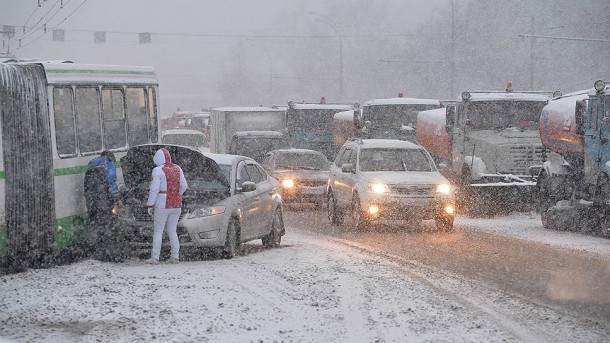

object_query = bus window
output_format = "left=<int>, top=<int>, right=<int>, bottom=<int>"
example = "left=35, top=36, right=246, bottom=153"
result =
left=147, top=87, right=158, bottom=143
left=102, top=88, right=127, bottom=150
left=76, top=87, right=102, bottom=154
left=126, top=87, right=148, bottom=146
left=53, top=87, right=77, bottom=156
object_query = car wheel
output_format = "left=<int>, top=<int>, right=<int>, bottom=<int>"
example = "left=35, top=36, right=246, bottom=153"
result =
left=327, top=191, right=344, bottom=225
left=351, top=195, right=368, bottom=230
left=262, top=209, right=283, bottom=248
left=435, top=215, right=454, bottom=232
left=222, top=219, right=240, bottom=259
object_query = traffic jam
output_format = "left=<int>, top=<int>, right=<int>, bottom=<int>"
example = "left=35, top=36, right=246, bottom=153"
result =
left=1, top=1, right=609, bottom=342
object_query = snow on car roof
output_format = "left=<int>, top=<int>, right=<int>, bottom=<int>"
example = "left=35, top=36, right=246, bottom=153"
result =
left=212, top=107, right=284, bottom=112
left=203, top=153, right=247, bottom=166
left=364, top=97, right=441, bottom=106
left=289, top=103, right=354, bottom=110
left=461, top=92, right=551, bottom=102
left=41, top=62, right=158, bottom=85
left=543, top=91, right=588, bottom=113
left=232, top=131, right=284, bottom=137
left=358, top=139, right=422, bottom=150
left=270, top=148, right=325, bottom=155
left=162, top=129, right=205, bottom=136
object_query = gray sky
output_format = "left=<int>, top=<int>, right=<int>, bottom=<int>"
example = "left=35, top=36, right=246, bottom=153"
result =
left=1, top=0, right=444, bottom=115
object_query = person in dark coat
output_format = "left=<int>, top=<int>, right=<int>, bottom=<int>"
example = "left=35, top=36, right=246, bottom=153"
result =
left=84, top=151, right=127, bottom=261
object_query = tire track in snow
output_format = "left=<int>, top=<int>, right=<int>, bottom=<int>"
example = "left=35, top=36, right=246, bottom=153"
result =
left=331, top=237, right=610, bottom=343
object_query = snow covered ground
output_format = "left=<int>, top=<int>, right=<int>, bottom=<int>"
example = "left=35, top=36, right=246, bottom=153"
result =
left=1, top=230, right=607, bottom=342
left=455, top=212, right=610, bottom=258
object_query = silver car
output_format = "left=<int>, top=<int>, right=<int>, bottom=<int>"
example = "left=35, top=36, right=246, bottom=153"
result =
left=118, top=145, right=284, bottom=259
left=327, top=139, right=455, bottom=231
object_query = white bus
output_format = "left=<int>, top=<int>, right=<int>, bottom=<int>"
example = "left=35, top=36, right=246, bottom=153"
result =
left=0, top=61, right=159, bottom=269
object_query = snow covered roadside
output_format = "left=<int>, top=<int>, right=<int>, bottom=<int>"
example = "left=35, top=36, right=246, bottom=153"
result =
left=455, top=213, right=610, bottom=258
left=0, top=231, right=607, bottom=342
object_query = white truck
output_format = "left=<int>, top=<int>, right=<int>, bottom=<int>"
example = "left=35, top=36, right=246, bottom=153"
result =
left=209, top=107, right=287, bottom=162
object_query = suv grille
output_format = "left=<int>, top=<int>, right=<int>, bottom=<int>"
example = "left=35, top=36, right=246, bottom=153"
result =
left=388, top=185, right=436, bottom=197
left=299, top=180, right=326, bottom=187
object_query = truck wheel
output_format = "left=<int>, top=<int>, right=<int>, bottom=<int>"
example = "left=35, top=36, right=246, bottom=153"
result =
left=327, top=191, right=344, bottom=225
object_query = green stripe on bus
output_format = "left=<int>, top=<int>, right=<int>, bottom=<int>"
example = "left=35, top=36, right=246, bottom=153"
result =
left=0, top=214, right=90, bottom=255
left=0, top=161, right=123, bottom=179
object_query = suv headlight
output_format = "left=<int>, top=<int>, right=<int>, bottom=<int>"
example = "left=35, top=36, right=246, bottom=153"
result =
left=188, top=206, right=226, bottom=219
left=281, top=179, right=296, bottom=189
left=436, top=183, right=452, bottom=194
left=369, top=183, right=389, bottom=194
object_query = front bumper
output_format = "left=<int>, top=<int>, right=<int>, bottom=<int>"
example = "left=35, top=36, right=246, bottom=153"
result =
left=359, top=193, right=454, bottom=221
left=116, top=209, right=229, bottom=249
left=281, top=185, right=326, bottom=203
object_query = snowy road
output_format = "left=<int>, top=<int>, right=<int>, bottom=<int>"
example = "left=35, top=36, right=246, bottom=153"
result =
left=0, top=210, right=609, bottom=342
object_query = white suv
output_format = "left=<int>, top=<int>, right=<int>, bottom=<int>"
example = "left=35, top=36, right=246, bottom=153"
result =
left=326, top=139, right=455, bottom=231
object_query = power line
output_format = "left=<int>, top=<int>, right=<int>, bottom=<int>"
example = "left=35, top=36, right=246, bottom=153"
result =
left=17, top=0, right=88, bottom=51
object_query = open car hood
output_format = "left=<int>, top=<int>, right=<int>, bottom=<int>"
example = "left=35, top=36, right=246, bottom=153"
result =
left=121, top=144, right=230, bottom=190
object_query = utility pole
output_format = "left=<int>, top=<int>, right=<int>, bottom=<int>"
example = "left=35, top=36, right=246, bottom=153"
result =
left=449, top=0, right=455, bottom=99
left=309, top=11, right=343, bottom=101
left=529, top=16, right=535, bottom=90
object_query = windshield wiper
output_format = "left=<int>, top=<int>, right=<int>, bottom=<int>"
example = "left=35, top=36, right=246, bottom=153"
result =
left=401, top=159, right=408, bottom=171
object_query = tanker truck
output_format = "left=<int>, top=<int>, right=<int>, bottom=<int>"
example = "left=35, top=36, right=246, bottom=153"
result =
left=537, top=80, right=610, bottom=236
left=417, top=86, right=559, bottom=214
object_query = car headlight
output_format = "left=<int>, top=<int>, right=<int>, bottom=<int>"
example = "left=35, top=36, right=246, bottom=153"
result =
left=436, top=183, right=452, bottom=194
left=188, top=206, right=226, bottom=219
left=369, top=183, right=389, bottom=194
left=282, top=179, right=296, bottom=189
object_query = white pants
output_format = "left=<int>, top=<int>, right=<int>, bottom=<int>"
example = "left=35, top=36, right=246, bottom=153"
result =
left=151, top=207, right=181, bottom=260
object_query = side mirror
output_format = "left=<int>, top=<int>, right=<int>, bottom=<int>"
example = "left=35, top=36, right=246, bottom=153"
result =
left=438, top=163, right=449, bottom=172
left=341, top=163, right=355, bottom=173
left=575, top=100, right=586, bottom=135
left=239, top=181, right=257, bottom=193
left=118, top=184, right=126, bottom=192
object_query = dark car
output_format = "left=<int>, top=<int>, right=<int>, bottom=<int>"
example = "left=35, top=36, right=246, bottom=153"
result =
left=262, top=149, right=330, bottom=208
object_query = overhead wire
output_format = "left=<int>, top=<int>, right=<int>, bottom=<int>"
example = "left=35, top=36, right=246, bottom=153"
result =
left=16, top=0, right=88, bottom=51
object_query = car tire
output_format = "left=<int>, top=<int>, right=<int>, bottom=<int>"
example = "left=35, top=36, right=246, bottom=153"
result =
left=351, top=195, right=368, bottom=231
left=435, top=215, right=454, bottom=232
left=262, top=209, right=283, bottom=248
left=327, top=191, right=344, bottom=225
left=222, top=219, right=240, bottom=259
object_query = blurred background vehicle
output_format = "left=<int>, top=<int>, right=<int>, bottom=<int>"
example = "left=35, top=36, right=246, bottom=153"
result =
left=161, top=128, right=210, bottom=153
left=262, top=149, right=330, bottom=208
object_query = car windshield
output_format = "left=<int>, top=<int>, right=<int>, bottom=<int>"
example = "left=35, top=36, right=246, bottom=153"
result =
left=467, top=100, right=547, bottom=131
left=275, top=152, right=329, bottom=171
left=162, top=133, right=208, bottom=147
left=217, top=164, right=232, bottom=183
left=359, top=148, right=434, bottom=172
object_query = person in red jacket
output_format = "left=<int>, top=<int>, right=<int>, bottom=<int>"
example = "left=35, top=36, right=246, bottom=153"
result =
left=146, top=148, right=188, bottom=263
